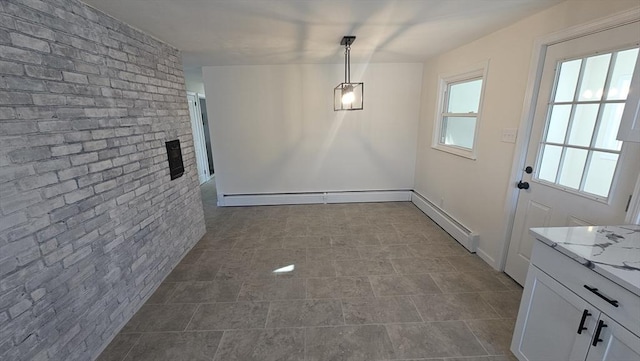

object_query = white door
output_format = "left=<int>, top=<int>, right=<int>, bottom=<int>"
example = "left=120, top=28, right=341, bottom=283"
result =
left=511, top=267, right=596, bottom=361
left=187, top=93, right=211, bottom=185
left=505, top=21, right=640, bottom=284
left=585, top=314, right=640, bottom=361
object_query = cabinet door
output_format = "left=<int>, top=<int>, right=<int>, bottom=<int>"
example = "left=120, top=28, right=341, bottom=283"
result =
left=512, top=266, right=596, bottom=361
left=586, top=314, right=640, bottom=361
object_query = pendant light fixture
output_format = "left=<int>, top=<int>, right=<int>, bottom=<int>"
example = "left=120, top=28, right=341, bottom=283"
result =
left=334, top=36, right=363, bottom=111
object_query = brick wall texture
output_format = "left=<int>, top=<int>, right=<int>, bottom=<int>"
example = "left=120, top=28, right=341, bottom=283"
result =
left=0, top=0, right=206, bottom=360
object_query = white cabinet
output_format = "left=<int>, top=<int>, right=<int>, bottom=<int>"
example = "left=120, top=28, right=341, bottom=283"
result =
left=585, top=314, right=640, bottom=361
left=511, top=241, right=640, bottom=361
left=512, top=267, right=594, bottom=361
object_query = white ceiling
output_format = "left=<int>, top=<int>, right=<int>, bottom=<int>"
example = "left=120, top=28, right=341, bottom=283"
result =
left=84, top=0, right=562, bottom=71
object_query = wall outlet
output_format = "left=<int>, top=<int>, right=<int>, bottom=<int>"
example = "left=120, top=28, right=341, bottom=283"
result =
left=501, top=128, right=518, bottom=143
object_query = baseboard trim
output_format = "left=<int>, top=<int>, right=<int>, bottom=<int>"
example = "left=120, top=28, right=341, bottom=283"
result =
left=475, top=247, right=498, bottom=271
left=410, top=191, right=478, bottom=253
left=219, top=190, right=412, bottom=207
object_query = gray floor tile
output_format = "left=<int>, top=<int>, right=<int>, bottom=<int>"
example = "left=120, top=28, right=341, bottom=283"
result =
left=266, top=299, right=344, bottom=327
left=378, top=232, right=430, bottom=245
left=180, top=248, right=205, bottom=264
left=342, top=296, right=422, bottom=324
left=466, top=318, right=517, bottom=355
left=146, top=283, right=178, bottom=304
left=307, top=247, right=360, bottom=261
left=357, top=245, right=414, bottom=259
left=164, top=262, right=222, bottom=282
left=369, top=274, right=441, bottom=296
left=195, top=234, right=238, bottom=249
left=215, top=261, right=261, bottom=280
left=306, top=277, right=374, bottom=298
left=274, top=260, right=336, bottom=278
left=237, top=278, right=305, bottom=300
left=409, top=243, right=468, bottom=257
left=446, top=255, right=497, bottom=273
left=430, top=272, right=508, bottom=293
left=335, top=259, right=396, bottom=276
left=390, top=257, right=456, bottom=274
left=252, top=248, right=306, bottom=264
left=198, top=249, right=255, bottom=264
left=305, top=325, right=396, bottom=361
left=386, top=322, right=487, bottom=359
left=124, top=331, right=223, bottom=361
left=331, top=234, right=381, bottom=247
left=213, top=328, right=304, bottom=361
left=122, top=304, right=198, bottom=332
left=95, top=333, right=140, bottom=361
left=411, top=293, right=500, bottom=321
left=232, top=235, right=282, bottom=249
left=480, top=291, right=523, bottom=318
left=282, top=235, right=331, bottom=248
left=167, top=281, right=242, bottom=303
left=187, top=302, right=270, bottom=330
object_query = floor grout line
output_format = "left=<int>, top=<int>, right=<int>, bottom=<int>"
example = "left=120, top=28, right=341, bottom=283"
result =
left=116, top=338, right=139, bottom=361
left=183, top=303, right=201, bottom=331
left=462, top=319, right=491, bottom=356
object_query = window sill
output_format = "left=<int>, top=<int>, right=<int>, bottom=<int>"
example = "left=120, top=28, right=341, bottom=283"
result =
left=431, top=143, right=477, bottom=160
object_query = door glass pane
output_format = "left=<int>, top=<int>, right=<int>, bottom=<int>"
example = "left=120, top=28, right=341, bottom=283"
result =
left=538, top=145, right=562, bottom=182
left=568, top=104, right=599, bottom=146
left=607, top=48, right=639, bottom=100
left=447, top=79, right=482, bottom=113
left=545, top=105, right=572, bottom=143
left=442, top=116, right=476, bottom=149
left=595, top=103, right=625, bottom=151
left=578, top=54, right=611, bottom=101
left=584, top=152, right=619, bottom=197
left=558, top=148, right=588, bottom=189
left=554, top=59, right=582, bottom=102
left=537, top=47, right=630, bottom=199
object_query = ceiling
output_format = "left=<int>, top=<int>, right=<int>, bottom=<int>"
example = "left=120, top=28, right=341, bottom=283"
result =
left=84, top=0, right=562, bottom=74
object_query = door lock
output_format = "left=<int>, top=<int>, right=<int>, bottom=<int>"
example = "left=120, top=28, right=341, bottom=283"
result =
left=524, top=166, right=533, bottom=174
left=517, top=181, right=530, bottom=190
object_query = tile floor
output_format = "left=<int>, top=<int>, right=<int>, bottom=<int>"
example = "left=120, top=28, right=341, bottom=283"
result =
left=98, top=180, right=522, bottom=361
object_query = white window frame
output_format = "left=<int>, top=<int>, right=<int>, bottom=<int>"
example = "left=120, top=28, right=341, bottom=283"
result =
left=432, top=61, right=489, bottom=160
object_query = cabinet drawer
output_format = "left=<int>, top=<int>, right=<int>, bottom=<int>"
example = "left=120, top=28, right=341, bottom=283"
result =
left=531, top=240, right=640, bottom=336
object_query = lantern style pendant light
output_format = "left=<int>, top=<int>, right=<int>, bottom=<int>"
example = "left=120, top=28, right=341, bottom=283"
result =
left=334, top=36, right=363, bottom=111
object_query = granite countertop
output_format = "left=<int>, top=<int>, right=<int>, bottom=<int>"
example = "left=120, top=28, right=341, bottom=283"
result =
left=530, top=225, right=640, bottom=296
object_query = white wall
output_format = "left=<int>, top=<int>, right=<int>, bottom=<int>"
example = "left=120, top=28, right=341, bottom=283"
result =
left=185, top=68, right=205, bottom=94
left=203, top=63, right=423, bottom=196
left=414, top=0, right=640, bottom=269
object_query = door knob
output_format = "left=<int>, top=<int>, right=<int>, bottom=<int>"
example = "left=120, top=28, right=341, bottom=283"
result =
left=517, top=181, right=530, bottom=190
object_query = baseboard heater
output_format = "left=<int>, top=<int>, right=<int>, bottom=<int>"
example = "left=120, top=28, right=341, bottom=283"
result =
left=219, top=190, right=412, bottom=207
left=410, top=191, right=478, bottom=253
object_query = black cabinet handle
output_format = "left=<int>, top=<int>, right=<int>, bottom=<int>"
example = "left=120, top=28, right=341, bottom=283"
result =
left=584, top=285, right=619, bottom=307
left=577, top=309, right=591, bottom=334
left=592, top=320, right=607, bottom=346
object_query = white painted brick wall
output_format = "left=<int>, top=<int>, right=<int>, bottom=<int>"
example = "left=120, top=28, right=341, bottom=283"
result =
left=0, top=0, right=206, bottom=360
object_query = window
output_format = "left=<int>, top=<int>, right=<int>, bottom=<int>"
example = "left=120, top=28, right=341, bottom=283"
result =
left=432, top=63, right=488, bottom=159
left=536, top=47, right=638, bottom=199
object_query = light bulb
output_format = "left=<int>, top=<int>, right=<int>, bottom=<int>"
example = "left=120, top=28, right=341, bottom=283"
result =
left=341, top=85, right=355, bottom=105
left=342, top=90, right=355, bottom=105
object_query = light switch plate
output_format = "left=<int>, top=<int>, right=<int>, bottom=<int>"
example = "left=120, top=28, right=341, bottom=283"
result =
left=501, top=128, right=518, bottom=143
